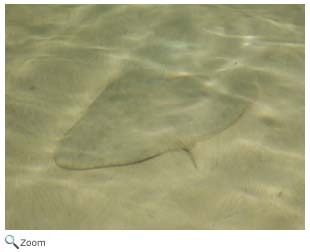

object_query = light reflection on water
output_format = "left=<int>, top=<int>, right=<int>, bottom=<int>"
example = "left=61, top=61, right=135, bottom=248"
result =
left=5, top=5, right=304, bottom=229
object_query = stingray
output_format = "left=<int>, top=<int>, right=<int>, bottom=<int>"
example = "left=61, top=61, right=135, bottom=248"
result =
left=54, top=68, right=257, bottom=170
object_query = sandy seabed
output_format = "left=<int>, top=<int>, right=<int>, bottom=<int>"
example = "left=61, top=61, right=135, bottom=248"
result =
left=5, top=5, right=304, bottom=229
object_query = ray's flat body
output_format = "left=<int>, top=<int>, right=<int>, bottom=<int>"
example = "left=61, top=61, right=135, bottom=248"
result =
left=54, top=68, right=257, bottom=170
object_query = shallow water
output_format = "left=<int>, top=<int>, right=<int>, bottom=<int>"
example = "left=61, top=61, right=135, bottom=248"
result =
left=5, top=5, right=304, bottom=229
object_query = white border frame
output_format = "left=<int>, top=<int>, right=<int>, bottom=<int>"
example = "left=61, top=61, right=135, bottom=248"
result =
left=1, top=1, right=308, bottom=252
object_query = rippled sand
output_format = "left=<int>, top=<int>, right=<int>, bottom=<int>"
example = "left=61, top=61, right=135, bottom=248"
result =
left=5, top=5, right=304, bottom=229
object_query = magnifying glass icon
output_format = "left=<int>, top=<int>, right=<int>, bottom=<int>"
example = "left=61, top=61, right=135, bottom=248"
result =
left=5, top=235, right=19, bottom=249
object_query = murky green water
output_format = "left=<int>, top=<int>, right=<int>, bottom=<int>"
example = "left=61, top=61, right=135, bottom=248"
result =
left=6, top=5, right=304, bottom=229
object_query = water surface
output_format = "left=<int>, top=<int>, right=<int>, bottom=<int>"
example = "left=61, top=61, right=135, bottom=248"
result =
left=5, top=4, right=304, bottom=229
